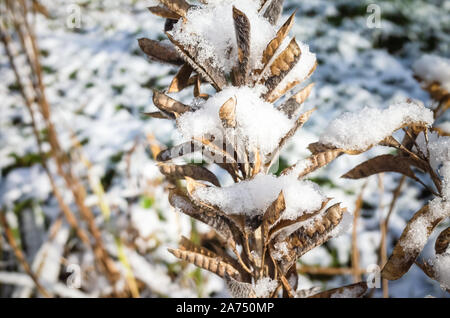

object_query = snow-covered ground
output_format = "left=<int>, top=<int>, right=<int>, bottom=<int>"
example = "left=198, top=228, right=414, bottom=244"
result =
left=0, top=0, right=449, bottom=297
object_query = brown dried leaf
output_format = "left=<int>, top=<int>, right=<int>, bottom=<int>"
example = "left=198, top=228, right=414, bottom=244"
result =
left=166, top=33, right=227, bottom=91
left=278, top=83, right=315, bottom=119
left=138, top=38, right=184, bottom=65
left=168, top=63, right=194, bottom=93
left=219, top=97, right=237, bottom=129
left=307, top=142, right=335, bottom=155
left=159, top=0, right=191, bottom=18
left=341, top=154, right=422, bottom=180
left=148, top=6, right=181, bottom=19
left=435, top=227, right=450, bottom=255
left=263, top=0, right=285, bottom=25
left=153, top=90, right=190, bottom=116
left=308, top=282, right=367, bottom=298
left=381, top=204, right=445, bottom=280
left=158, top=163, right=220, bottom=186
left=168, top=248, right=240, bottom=279
left=261, top=12, right=296, bottom=67
left=233, top=7, right=251, bottom=85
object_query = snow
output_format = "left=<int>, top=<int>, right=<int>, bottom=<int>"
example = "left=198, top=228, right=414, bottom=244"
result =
left=413, top=55, right=450, bottom=92
left=193, top=173, right=327, bottom=220
left=170, top=0, right=277, bottom=73
left=430, top=253, right=450, bottom=290
left=319, top=101, right=434, bottom=151
left=400, top=198, right=450, bottom=254
left=177, top=86, right=294, bottom=155
left=253, top=277, right=278, bottom=298
left=272, top=241, right=290, bottom=261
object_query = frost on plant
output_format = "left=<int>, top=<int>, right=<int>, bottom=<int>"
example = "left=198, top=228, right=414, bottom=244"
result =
left=140, top=0, right=449, bottom=298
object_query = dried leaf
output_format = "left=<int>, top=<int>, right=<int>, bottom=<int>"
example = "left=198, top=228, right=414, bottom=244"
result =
left=168, top=63, right=194, bottom=93
left=307, top=142, right=335, bottom=155
left=382, top=204, right=445, bottom=280
left=224, top=273, right=256, bottom=298
left=166, top=33, right=227, bottom=91
left=278, top=83, right=315, bottom=119
left=153, top=90, right=190, bottom=115
left=308, top=282, right=367, bottom=298
left=261, top=12, right=296, bottom=67
left=233, top=7, right=251, bottom=85
left=158, top=163, right=220, bottom=186
left=159, top=0, right=191, bottom=18
left=168, top=248, right=240, bottom=279
left=341, top=154, right=422, bottom=180
left=435, top=227, right=450, bottom=255
left=263, top=0, right=285, bottom=25
left=138, top=38, right=184, bottom=65
left=262, top=191, right=286, bottom=241
left=148, top=6, right=181, bottom=19
left=219, top=97, right=237, bottom=128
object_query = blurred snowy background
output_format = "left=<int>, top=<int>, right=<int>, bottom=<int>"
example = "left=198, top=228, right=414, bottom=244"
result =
left=0, top=0, right=449, bottom=297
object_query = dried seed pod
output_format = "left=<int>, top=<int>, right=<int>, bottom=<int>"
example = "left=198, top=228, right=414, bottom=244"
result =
left=138, top=38, right=184, bottom=65
left=435, top=227, right=450, bottom=255
left=278, top=83, right=315, bottom=119
left=261, top=11, right=296, bottom=68
left=341, top=154, right=422, bottom=180
left=263, top=0, right=285, bottom=25
left=168, top=189, right=235, bottom=244
left=168, top=63, right=194, bottom=93
left=168, top=248, right=240, bottom=279
left=179, top=236, right=217, bottom=258
left=219, top=97, right=237, bottom=129
left=381, top=204, right=445, bottom=281
left=159, top=0, right=191, bottom=18
left=295, top=149, right=343, bottom=178
left=158, top=163, right=220, bottom=186
left=224, top=273, right=256, bottom=298
left=262, top=191, right=286, bottom=241
left=148, top=6, right=181, bottom=19
left=153, top=90, right=190, bottom=115
left=308, top=282, right=367, bottom=298
left=232, top=7, right=251, bottom=85
left=166, top=33, right=227, bottom=91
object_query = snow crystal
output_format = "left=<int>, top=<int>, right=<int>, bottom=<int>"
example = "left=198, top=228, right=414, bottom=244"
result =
left=413, top=55, right=450, bottom=92
left=319, top=101, right=434, bottom=151
left=401, top=198, right=450, bottom=254
left=430, top=253, right=450, bottom=290
left=193, top=173, right=326, bottom=220
left=170, top=0, right=277, bottom=73
left=427, top=135, right=450, bottom=199
left=272, top=241, right=290, bottom=261
left=253, top=277, right=278, bottom=298
left=177, top=86, right=294, bottom=155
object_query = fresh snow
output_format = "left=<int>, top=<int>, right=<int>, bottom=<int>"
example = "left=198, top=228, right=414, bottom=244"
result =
left=170, top=0, right=277, bottom=73
left=193, top=173, right=326, bottom=220
left=413, top=55, right=450, bottom=92
left=253, top=277, right=278, bottom=298
left=319, top=101, right=434, bottom=151
left=177, top=86, right=294, bottom=155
